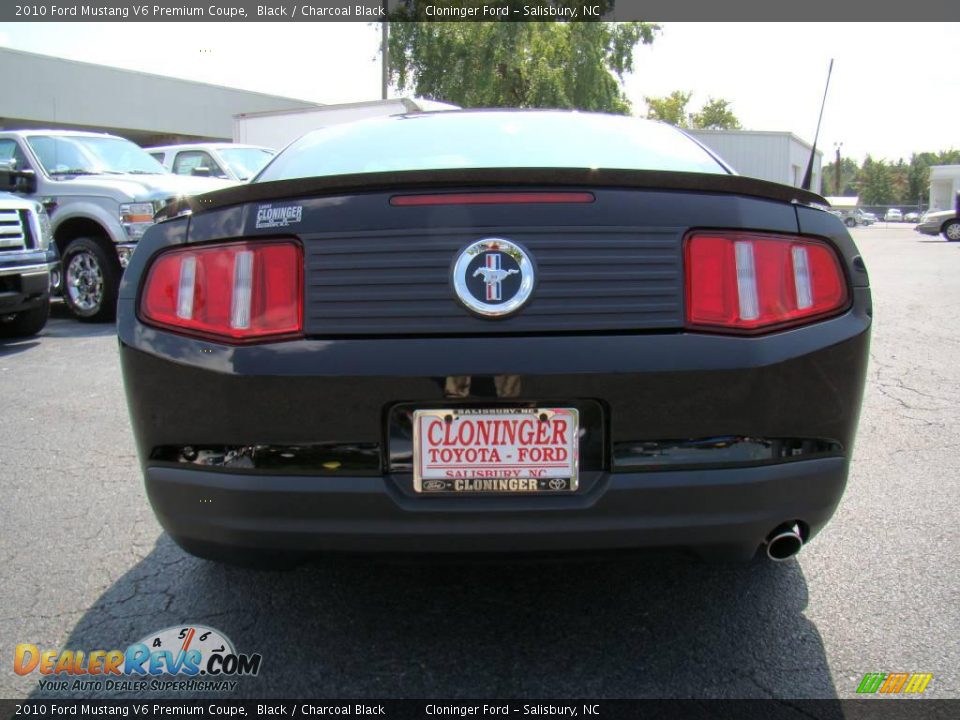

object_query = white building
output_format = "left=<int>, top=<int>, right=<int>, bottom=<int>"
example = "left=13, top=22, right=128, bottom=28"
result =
left=928, top=165, right=960, bottom=211
left=687, top=129, right=823, bottom=194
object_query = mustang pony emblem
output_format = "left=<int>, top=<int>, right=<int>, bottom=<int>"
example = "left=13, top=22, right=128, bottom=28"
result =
left=452, top=237, right=535, bottom=317
left=473, top=255, right=520, bottom=301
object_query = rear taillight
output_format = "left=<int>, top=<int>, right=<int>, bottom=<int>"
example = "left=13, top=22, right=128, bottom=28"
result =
left=685, top=231, right=848, bottom=333
left=140, top=241, right=302, bottom=343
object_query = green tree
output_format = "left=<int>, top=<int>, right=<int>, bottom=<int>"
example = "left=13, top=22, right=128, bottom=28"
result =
left=386, top=11, right=659, bottom=113
left=889, top=158, right=910, bottom=205
left=690, top=97, right=741, bottom=130
left=858, top=156, right=895, bottom=205
left=906, top=154, right=931, bottom=206
left=644, top=90, right=692, bottom=127
left=645, top=92, right=741, bottom=129
left=822, top=157, right=860, bottom=196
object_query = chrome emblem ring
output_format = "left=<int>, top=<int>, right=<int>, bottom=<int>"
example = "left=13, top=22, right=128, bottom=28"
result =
left=452, top=238, right=535, bottom=318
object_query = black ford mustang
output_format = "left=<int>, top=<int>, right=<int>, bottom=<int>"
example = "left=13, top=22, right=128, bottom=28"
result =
left=118, top=111, right=871, bottom=565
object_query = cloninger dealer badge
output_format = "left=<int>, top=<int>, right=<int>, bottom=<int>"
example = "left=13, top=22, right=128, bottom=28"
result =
left=452, top=238, right=535, bottom=317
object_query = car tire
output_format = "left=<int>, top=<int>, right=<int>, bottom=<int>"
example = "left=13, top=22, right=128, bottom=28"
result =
left=0, top=302, right=49, bottom=338
left=62, top=237, right=120, bottom=322
left=844, top=217, right=856, bottom=228
left=943, top=220, right=960, bottom=242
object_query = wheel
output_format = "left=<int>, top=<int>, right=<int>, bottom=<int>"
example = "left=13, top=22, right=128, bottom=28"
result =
left=844, top=217, right=856, bottom=228
left=0, top=302, right=49, bottom=338
left=62, top=237, right=120, bottom=322
left=943, top=220, right=960, bottom=242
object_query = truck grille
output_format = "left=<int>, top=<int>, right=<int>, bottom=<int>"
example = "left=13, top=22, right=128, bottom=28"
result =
left=303, top=226, right=684, bottom=336
left=0, top=209, right=29, bottom=252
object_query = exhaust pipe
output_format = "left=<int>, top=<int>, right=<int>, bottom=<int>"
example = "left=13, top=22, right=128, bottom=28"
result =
left=765, top=523, right=804, bottom=561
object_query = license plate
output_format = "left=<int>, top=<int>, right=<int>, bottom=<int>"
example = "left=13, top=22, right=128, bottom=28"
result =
left=412, top=408, right=579, bottom=494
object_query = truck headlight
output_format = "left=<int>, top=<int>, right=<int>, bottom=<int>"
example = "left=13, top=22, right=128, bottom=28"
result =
left=34, top=202, right=53, bottom=251
left=120, top=202, right=157, bottom=241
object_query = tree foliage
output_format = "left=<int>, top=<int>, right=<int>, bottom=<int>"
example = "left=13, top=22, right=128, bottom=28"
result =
left=690, top=98, right=742, bottom=130
left=644, top=91, right=741, bottom=129
left=823, top=149, right=960, bottom=205
left=644, top=90, right=691, bottom=127
left=824, top=157, right=859, bottom=196
left=858, top=156, right=894, bottom=205
left=386, top=10, right=659, bottom=114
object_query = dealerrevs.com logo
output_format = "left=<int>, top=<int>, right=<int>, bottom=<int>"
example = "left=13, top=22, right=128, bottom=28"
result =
left=15, top=625, right=261, bottom=693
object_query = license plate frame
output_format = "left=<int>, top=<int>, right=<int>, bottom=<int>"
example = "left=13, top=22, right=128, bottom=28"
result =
left=412, top=407, right=580, bottom=494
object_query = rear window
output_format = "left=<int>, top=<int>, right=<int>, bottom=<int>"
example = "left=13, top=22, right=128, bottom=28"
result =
left=255, top=111, right=729, bottom=183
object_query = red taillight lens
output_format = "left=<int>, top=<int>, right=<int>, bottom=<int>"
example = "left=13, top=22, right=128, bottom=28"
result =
left=685, top=231, right=848, bottom=332
left=140, top=241, right=302, bottom=342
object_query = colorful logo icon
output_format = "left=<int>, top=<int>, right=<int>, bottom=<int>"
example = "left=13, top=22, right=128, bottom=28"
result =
left=15, top=625, right=261, bottom=683
left=856, top=673, right=933, bottom=694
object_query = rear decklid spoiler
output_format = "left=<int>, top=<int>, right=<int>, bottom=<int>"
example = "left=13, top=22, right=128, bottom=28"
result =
left=174, top=167, right=826, bottom=218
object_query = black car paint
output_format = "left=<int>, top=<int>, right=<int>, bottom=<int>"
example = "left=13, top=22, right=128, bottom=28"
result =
left=119, top=174, right=871, bottom=560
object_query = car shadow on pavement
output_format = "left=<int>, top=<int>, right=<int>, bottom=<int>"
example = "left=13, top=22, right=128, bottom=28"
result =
left=0, top=338, right=40, bottom=356
left=45, top=303, right=118, bottom=338
left=33, top=534, right=840, bottom=702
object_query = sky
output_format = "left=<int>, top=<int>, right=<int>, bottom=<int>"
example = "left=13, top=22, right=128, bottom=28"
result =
left=1, top=21, right=957, bottom=163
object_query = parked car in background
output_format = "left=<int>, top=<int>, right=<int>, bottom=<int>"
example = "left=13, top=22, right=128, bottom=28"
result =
left=0, top=189, right=59, bottom=338
left=120, top=110, right=871, bottom=568
left=904, top=211, right=921, bottom=223
left=148, top=143, right=275, bottom=183
left=0, top=130, right=234, bottom=321
left=915, top=209, right=960, bottom=241
left=884, top=209, right=903, bottom=222
left=838, top=208, right=875, bottom=227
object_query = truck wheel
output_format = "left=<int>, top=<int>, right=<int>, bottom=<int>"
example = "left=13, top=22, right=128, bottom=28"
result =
left=844, top=217, right=856, bottom=228
left=943, top=221, right=960, bottom=242
left=62, top=237, right=120, bottom=322
left=0, top=302, right=49, bottom=338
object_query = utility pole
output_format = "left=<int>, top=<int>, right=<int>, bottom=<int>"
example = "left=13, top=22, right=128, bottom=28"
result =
left=381, top=0, right=389, bottom=100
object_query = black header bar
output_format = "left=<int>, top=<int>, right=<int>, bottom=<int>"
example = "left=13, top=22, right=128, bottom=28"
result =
left=2, top=700, right=960, bottom=720
left=2, top=0, right=958, bottom=22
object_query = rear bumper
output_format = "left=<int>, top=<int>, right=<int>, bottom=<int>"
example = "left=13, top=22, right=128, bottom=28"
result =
left=119, top=286, right=870, bottom=557
left=146, top=457, right=847, bottom=555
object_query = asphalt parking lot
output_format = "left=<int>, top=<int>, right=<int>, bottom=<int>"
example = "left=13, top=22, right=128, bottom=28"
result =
left=1, top=224, right=958, bottom=700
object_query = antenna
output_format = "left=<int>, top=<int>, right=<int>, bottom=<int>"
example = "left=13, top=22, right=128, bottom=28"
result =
left=801, top=58, right=834, bottom=192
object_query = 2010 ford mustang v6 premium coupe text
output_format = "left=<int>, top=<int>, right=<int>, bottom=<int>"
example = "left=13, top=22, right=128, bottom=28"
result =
left=119, top=111, right=871, bottom=566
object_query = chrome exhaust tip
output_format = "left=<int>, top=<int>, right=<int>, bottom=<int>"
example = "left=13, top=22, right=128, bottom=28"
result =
left=765, top=523, right=803, bottom=561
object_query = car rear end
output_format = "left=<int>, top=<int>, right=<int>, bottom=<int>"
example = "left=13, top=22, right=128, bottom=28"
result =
left=118, top=112, right=871, bottom=564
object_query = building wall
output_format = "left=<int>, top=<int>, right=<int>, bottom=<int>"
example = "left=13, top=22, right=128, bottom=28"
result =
left=929, top=165, right=960, bottom=211
left=687, top=130, right=822, bottom=193
left=0, top=47, right=319, bottom=145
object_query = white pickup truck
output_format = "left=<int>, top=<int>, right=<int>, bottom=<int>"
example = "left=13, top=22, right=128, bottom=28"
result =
left=0, top=130, right=233, bottom=322
left=0, top=190, right=58, bottom=337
